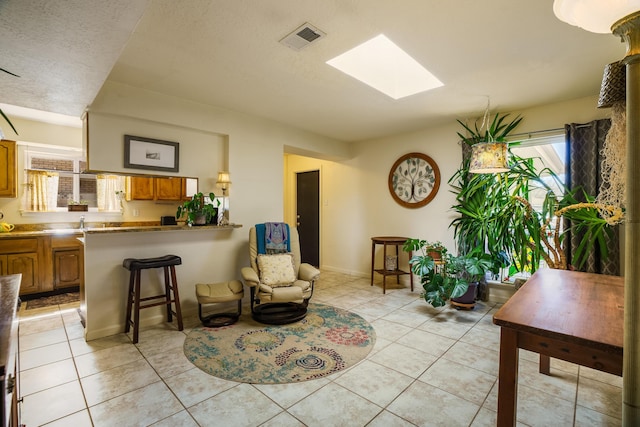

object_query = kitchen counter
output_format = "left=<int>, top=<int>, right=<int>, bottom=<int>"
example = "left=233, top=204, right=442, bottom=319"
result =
left=81, top=223, right=244, bottom=340
left=0, top=274, right=20, bottom=427
left=83, top=223, right=242, bottom=234
left=0, top=223, right=241, bottom=237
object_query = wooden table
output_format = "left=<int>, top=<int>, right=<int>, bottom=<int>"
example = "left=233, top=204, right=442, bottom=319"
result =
left=370, top=236, right=413, bottom=294
left=492, top=269, right=623, bottom=426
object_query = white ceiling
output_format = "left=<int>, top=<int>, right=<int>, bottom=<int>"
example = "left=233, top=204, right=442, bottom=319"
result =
left=0, top=0, right=627, bottom=142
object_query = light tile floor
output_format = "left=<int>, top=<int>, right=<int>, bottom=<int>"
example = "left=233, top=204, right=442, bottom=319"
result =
left=17, top=271, right=622, bottom=426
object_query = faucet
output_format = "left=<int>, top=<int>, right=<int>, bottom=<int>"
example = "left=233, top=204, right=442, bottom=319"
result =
left=79, top=215, right=85, bottom=230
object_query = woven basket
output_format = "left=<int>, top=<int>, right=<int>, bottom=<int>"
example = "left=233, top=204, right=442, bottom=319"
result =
left=598, top=61, right=626, bottom=108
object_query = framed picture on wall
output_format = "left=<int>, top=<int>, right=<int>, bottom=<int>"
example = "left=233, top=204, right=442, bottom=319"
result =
left=124, top=135, right=180, bottom=172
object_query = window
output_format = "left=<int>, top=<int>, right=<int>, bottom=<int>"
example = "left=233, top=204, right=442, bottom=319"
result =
left=22, top=146, right=123, bottom=212
left=502, top=133, right=567, bottom=280
left=510, top=134, right=566, bottom=209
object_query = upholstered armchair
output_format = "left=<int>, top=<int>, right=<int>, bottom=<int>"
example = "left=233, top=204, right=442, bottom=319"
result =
left=241, top=225, right=320, bottom=324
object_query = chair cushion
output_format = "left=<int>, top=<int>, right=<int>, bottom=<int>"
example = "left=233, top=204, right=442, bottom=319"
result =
left=257, top=253, right=296, bottom=287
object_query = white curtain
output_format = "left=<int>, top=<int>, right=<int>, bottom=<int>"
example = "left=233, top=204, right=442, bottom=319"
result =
left=26, top=170, right=59, bottom=211
left=97, top=174, right=125, bottom=212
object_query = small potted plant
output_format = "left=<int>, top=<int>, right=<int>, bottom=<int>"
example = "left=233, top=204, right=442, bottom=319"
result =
left=425, top=240, right=447, bottom=260
left=67, top=199, right=89, bottom=212
left=448, top=248, right=494, bottom=308
left=403, top=239, right=492, bottom=308
left=176, top=192, right=220, bottom=226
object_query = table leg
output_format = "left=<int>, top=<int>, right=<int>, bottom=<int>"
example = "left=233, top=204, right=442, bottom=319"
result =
left=371, top=241, right=375, bottom=286
left=539, top=354, right=550, bottom=375
left=408, top=249, right=413, bottom=291
left=383, top=242, right=388, bottom=294
left=497, top=328, right=519, bottom=427
left=395, top=245, right=400, bottom=284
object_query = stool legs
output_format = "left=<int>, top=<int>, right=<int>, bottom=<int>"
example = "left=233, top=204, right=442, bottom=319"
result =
left=169, top=265, right=184, bottom=331
left=124, top=265, right=183, bottom=344
left=125, top=269, right=135, bottom=334
left=133, top=270, right=142, bottom=344
left=163, top=266, right=172, bottom=323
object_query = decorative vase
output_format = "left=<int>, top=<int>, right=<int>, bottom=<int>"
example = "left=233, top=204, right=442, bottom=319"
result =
left=385, top=255, right=397, bottom=271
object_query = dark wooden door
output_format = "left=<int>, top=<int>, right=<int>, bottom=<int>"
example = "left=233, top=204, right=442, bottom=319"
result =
left=296, top=170, right=320, bottom=267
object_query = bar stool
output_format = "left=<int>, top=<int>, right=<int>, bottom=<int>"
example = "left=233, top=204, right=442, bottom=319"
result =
left=123, top=254, right=184, bottom=343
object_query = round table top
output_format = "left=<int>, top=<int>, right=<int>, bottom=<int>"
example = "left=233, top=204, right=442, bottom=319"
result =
left=371, top=236, right=409, bottom=244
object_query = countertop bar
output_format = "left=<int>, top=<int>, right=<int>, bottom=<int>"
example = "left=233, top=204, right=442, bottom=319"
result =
left=0, top=223, right=242, bottom=237
left=0, top=275, right=20, bottom=378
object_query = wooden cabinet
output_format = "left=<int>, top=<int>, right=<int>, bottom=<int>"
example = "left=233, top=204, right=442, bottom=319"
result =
left=51, top=235, right=84, bottom=290
left=0, top=140, right=17, bottom=198
left=128, top=176, right=155, bottom=200
left=155, top=177, right=184, bottom=201
left=127, top=176, right=186, bottom=201
left=0, top=238, right=44, bottom=295
left=0, top=234, right=84, bottom=296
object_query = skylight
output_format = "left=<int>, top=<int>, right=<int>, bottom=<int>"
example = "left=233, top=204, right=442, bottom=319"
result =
left=326, top=34, right=443, bottom=100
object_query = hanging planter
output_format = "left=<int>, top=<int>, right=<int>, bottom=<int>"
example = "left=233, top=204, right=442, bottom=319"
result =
left=469, top=142, right=509, bottom=174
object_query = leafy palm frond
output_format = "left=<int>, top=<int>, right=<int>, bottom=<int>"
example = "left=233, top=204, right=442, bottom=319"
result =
left=457, top=112, right=522, bottom=145
left=0, top=67, right=20, bottom=135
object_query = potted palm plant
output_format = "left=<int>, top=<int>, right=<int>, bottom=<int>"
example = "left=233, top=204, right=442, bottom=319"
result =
left=0, top=68, right=19, bottom=136
left=176, top=192, right=220, bottom=226
left=450, top=113, right=621, bottom=274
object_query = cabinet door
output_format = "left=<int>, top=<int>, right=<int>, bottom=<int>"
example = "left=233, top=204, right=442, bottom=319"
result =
left=129, top=176, right=155, bottom=200
left=53, top=248, right=83, bottom=289
left=0, top=255, right=7, bottom=275
left=155, top=177, right=183, bottom=201
left=0, top=140, right=17, bottom=198
left=8, top=253, right=40, bottom=294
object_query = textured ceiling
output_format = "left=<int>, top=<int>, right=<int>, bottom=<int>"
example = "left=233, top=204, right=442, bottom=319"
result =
left=0, top=0, right=627, bottom=142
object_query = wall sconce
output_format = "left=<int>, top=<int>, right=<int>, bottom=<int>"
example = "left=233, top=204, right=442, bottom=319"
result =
left=216, top=171, right=231, bottom=196
left=216, top=171, right=231, bottom=225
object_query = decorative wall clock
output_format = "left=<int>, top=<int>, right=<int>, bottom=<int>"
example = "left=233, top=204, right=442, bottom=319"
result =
left=388, top=152, right=440, bottom=208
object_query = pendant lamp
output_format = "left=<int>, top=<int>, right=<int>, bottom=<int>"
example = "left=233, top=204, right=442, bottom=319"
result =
left=469, top=142, right=509, bottom=174
left=468, top=99, right=510, bottom=174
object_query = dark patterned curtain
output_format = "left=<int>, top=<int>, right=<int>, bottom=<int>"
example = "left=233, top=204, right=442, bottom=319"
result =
left=564, top=119, right=621, bottom=275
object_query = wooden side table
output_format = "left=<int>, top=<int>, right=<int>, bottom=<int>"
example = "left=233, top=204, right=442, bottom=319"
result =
left=370, top=236, right=413, bottom=294
left=493, top=269, right=623, bottom=426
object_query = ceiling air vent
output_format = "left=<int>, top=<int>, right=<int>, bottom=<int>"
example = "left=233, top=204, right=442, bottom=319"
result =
left=280, top=22, right=326, bottom=51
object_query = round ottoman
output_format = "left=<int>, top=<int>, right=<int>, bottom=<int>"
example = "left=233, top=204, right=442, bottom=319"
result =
left=195, top=280, right=244, bottom=327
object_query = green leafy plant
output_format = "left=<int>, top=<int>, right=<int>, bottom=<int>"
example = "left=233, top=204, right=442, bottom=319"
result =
left=176, top=192, right=220, bottom=225
left=457, top=112, right=522, bottom=145
left=0, top=68, right=19, bottom=135
left=403, top=240, right=492, bottom=308
left=449, top=133, right=621, bottom=272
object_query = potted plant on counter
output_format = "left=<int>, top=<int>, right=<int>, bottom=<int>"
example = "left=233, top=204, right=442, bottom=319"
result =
left=176, top=192, right=220, bottom=226
left=67, top=199, right=89, bottom=212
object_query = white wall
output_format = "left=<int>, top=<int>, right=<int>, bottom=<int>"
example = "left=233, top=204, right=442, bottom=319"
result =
left=284, top=94, right=612, bottom=280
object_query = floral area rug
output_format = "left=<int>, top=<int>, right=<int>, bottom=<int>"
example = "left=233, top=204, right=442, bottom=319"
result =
left=183, top=303, right=376, bottom=384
